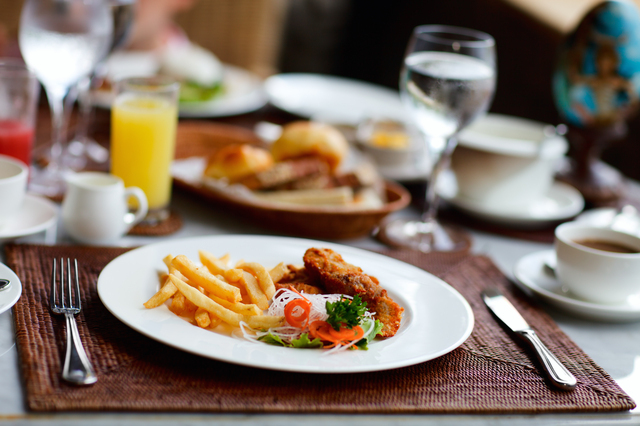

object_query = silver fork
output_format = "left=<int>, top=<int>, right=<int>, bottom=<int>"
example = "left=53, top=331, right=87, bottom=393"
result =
left=50, top=258, right=97, bottom=385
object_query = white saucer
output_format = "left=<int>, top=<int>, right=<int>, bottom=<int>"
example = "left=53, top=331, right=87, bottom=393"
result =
left=442, top=182, right=585, bottom=228
left=0, top=194, right=58, bottom=240
left=514, top=249, right=640, bottom=322
left=0, top=263, right=22, bottom=315
left=575, top=207, right=640, bottom=236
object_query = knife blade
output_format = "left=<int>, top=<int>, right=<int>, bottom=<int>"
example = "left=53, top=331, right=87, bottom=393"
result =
left=482, top=288, right=577, bottom=391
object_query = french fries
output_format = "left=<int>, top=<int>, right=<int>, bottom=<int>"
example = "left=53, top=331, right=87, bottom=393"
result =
left=143, top=279, right=177, bottom=309
left=170, top=275, right=283, bottom=327
left=237, top=262, right=276, bottom=300
left=269, top=262, right=288, bottom=283
left=194, top=307, right=212, bottom=328
left=171, top=254, right=241, bottom=303
left=239, top=271, right=269, bottom=310
left=199, top=250, right=229, bottom=275
left=143, top=251, right=285, bottom=332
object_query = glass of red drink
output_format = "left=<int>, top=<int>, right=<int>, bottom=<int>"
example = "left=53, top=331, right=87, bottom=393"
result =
left=0, top=59, right=39, bottom=168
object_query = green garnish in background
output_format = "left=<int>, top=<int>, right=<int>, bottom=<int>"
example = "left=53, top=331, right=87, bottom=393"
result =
left=179, top=81, right=224, bottom=103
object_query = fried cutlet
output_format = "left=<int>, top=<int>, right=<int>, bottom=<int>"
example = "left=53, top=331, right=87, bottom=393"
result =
left=274, top=264, right=325, bottom=294
left=302, top=247, right=403, bottom=337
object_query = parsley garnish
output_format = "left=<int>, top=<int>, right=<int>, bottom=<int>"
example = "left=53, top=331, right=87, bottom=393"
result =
left=325, top=294, right=368, bottom=331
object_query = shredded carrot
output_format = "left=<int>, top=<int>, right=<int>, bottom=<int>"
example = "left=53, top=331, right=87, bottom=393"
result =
left=284, top=298, right=311, bottom=328
left=308, top=320, right=326, bottom=339
left=308, top=320, right=364, bottom=349
left=288, top=285, right=309, bottom=300
left=329, top=325, right=364, bottom=341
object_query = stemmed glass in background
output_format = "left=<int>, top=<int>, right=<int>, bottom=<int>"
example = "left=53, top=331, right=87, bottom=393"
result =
left=18, top=0, right=113, bottom=197
left=65, top=0, right=136, bottom=171
left=381, top=25, right=496, bottom=252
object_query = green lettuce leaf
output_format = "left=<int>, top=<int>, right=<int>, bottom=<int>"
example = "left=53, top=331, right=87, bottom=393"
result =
left=291, top=333, right=324, bottom=349
left=258, top=332, right=288, bottom=346
left=258, top=332, right=323, bottom=349
left=355, top=319, right=384, bottom=350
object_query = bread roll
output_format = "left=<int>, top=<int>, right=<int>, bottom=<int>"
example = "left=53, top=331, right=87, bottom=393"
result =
left=270, top=121, right=348, bottom=171
left=204, top=144, right=273, bottom=182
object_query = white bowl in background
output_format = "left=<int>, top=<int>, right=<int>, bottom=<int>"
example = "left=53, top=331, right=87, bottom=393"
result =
left=356, top=118, right=425, bottom=170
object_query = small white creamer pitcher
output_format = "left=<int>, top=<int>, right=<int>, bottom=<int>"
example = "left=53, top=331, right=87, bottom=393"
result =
left=62, top=172, right=148, bottom=245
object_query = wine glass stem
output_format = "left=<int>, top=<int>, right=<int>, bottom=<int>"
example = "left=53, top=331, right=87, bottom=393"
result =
left=75, top=76, right=93, bottom=141
left=44, top=86, right=69, bottom=169
left=421, top=136, right=458, bottom=224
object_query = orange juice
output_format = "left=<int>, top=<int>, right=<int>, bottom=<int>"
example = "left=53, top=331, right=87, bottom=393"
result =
left=111, top=95, right=178, bottom=211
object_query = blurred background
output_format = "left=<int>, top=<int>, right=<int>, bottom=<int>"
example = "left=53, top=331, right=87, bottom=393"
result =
left=1, top=0, right=638, bottom=181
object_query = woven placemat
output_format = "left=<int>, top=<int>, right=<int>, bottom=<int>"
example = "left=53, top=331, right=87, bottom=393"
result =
left=5, top=243, right=635, bottom=414
left=127, top=210, right=183, bottom=236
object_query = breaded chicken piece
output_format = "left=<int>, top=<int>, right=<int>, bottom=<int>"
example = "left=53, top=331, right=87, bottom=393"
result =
left=274, top=264, right=325, bottom=295
left=303, top=248, right=403, bottom=337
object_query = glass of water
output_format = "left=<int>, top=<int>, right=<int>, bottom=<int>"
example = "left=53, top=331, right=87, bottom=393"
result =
left=381, top=25, right=496, bottom=252
left=18, top=0, right=112, bottom=197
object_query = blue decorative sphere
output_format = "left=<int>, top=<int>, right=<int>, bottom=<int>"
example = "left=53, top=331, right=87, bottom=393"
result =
left=553, top=0, right=640, bottom=127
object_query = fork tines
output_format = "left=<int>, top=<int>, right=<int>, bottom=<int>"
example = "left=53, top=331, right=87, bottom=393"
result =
left=51, top=258, right=81, bottom=313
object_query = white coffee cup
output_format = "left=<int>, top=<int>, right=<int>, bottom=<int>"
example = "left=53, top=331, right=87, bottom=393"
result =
left=555, top=221, right=640, bottom=304
left=452, top=114, right=567, bottom=208
left=62, top=172, right=148, bottom=245
left=0, top=155, right=28, bottom=228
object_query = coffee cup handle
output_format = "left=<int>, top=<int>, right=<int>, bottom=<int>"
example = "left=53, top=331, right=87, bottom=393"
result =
left=123, top=187, right=148, bottom=230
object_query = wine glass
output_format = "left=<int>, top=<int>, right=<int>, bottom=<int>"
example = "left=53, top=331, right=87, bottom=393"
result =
left=65, top=0, right=136, bottom=171
left=18, top=0, right=113, bottom=196
left=381, top=25, right=496, bottom=252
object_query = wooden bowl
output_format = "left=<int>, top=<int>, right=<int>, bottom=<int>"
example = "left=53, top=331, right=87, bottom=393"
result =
left=173, top=121, right=411, bottom=239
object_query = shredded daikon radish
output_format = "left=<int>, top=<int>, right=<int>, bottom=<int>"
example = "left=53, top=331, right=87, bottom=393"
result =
left=240, top=288, right=377, bottom=351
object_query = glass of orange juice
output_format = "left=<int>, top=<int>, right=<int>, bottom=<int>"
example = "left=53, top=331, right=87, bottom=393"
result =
left=111, top=76, right=179, bottom=224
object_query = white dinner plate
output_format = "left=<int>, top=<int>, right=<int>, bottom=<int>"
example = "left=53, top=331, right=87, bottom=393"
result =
left=97, top=235, right=474, bottom=373
left=93, top=64, right=267, bottom=118
left=0, top=263, right=22, bottom=316
left=0, top=194, right=58, bottom=240
left=264, top=73, right=407, bottom=125
left=442, top=181, right=585, bottom=228
left=514, top=250, right=640, bottom=322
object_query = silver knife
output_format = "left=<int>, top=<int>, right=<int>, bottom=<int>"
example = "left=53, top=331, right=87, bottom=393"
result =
left=482, top=288, right=577, bottom=391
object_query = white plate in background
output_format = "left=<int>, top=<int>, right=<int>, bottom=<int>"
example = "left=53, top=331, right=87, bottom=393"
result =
left=265, top=73, right=406, bottom=125
left=98, top=235, right=474, bottom=373
left=93, top=64, right=267, bottom=118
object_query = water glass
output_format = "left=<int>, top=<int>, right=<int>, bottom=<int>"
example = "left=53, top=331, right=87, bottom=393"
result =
left=0, top=59, right=39, bottom=167
left=19, top=0, right=112, bottom=197
left=380, top=25, right=496, bottom=253
left=110, top=76, right=179, bottom=224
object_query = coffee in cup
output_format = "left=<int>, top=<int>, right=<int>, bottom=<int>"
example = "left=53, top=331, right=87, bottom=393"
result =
left=554, top=221, right=640, bottom=304
left=572, top=239, right=639, bottom=254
